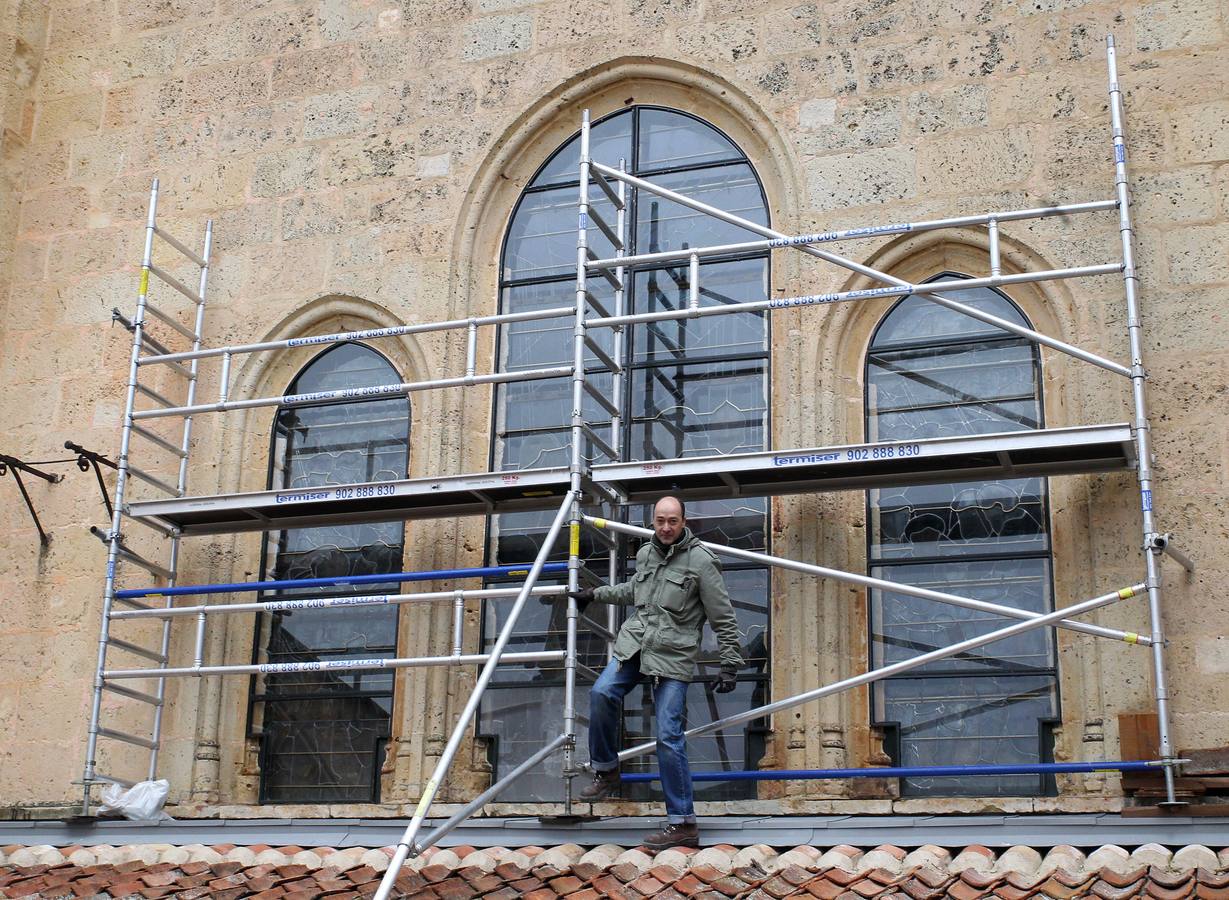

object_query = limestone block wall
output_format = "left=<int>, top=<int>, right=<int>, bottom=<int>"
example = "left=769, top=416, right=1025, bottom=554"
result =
left=0, top=0, right=1225, bottom=815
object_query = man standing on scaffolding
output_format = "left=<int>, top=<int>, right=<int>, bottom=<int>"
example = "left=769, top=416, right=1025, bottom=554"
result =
left=569, top=495, right=743, bottom=849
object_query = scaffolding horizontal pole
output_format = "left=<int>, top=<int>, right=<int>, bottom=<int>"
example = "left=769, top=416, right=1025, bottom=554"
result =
left=617, top=584, right=1141, bottom=762
left=144, top=301, right=197, bottom=339
left=114, top=561, right=571, bottom=599
left=130, top=424, right=189, bottom=458
left=148, top=264, right=204, bottom=304
left=620, top=760, right=1171, bottom=783
left=126, top=464, right=181, bottom=497
left=131, top=365, right=574, bottom=420
left=585, top=199, right=1119, bottom=270
left=153, top=226, right=207, bottom=268
left=97, top=727, right=158, bottom=750
left=102, top=681, right=164, bottom=706
left=590, top=162, right=1129, bottom=378
left=104, top=650, right=567, bottom=680
left=586, top=204, right=623, bottom=250
left=111, top=585, right=567, bottom=620
left=585, top=517, right=1150, bottom=646
left=138, top=306, right=576, bottom=367
left=589, top=165, right=625, bottom=211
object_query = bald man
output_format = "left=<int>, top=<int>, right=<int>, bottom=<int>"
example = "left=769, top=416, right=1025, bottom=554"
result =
left=569, top=496, right=743, bottom=849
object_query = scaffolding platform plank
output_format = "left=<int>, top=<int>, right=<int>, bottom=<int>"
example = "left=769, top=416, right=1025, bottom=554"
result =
left=599, top=423, right=1136, bottom=503
left=125, top=424, right=1133, bottom=535
left=125, top=466, right=575, bottom=535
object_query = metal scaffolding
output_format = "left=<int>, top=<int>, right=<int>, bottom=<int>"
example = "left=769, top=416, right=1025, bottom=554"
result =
left=77, top=36, right=1191, bottom=900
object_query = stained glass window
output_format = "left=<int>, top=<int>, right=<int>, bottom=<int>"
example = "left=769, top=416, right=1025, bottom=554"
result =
left=480, top=107, right=771, bottom=801
left=865, top=277, right=1059, bottom=797
left=251, top=342, right=409, bottom=804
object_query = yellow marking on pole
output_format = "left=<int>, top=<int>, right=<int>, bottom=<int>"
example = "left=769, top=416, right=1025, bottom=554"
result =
left=413, top=779, right=438, bottom=818
left=1118, top=587, right=1136, bottom=600
left=138, top=268, right=149, bottom=295
left=569, top=523, right=580, bottom=557
left=593, top=518, right=607, bottom=529
left=1124, top=632, right=1140, bottom=644
left=507, top=569, right=528, bottom=577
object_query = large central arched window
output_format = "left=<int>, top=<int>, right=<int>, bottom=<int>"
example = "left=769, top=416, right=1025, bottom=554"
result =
left=250, top=342, right=410, bottom=804
left=865, top=277, right=1059, bottom=797
left=480, top=106, right=771, bottom=802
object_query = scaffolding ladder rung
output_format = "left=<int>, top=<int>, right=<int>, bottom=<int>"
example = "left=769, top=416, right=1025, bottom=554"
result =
left=127, top=464, right=182, bottom=497
left=122, top=510, right=178, bottom=537
left=136, top=331, right=172, bottom=358
left=97, top=727, right=158, bottom=750
left=90, top=526, right=175, bottom=579
left=131, top=424, right=188, bottom=458
left=134, top=382, right=177, bottom=409
left=583, top=378, right=620, bottom=417
left=114, top=595, right=154, bottom=611
left=147, top=264, right=204, bottom=305
left=103, top=682, right=164, bottom=706
left=587, top=205, right=624, bottom=251
left=583, top=290, right=612, bottom=320
left=583, top=334, right=621, bottom=374
left=153, top=226, right=207, bottom=268
left=590, top=165, right=625, bottom=210
left=88, top=772, right=136, bottom=788
left=109, top=637, right=168, bottom=663
left=144, top=301, right=198, bottom=340
left=586, top=249, right=623, bottom=290
left=581, top=422, right=618, bottom=461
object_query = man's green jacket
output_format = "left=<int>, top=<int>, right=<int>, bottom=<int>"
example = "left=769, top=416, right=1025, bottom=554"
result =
left=594, top=527, right=743, bottom=682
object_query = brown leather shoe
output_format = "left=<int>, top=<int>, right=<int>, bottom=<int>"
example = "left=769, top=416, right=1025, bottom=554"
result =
left=642, top=821, right=699, bottom=849
left=577, top=767, right=621, bottom=802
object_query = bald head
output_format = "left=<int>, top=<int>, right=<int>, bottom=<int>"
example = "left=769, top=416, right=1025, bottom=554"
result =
left=652, top=495, right=686, bottom=546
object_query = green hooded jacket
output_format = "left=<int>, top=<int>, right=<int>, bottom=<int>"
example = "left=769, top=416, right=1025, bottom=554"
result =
left=594, top=527, right=743, bottom=682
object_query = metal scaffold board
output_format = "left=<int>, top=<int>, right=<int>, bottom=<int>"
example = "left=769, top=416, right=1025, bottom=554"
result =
left=597, top=423, right=1136, bottom=503
left=125, top=423, right=1133, bottom=535
left=125, top=466, right=576, bottom=535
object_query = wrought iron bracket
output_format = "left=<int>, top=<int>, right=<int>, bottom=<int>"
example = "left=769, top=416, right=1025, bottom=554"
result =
left=0, top=454, right=63, bottom=545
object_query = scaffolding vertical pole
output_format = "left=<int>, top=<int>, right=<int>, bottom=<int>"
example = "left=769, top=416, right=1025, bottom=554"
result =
left=607, top=159, right=628, bottom=660
left=562, top=111, right=595, bottom=812
left=147, top=219, right=212, bottom=781
left=1106, top=35, right=1177, bottom=804
left=82, top=180, right=162, bottom=813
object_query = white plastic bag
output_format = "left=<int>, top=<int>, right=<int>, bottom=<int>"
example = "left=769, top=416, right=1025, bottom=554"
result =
left=98, top=779, right=173, bottom=822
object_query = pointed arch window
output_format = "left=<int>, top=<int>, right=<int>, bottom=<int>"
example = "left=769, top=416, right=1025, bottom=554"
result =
left=481, top=106, right=772, bottom=801
left=865, top=276, right=1059, bottom=797
left=249, top=342, right=410, bottom=804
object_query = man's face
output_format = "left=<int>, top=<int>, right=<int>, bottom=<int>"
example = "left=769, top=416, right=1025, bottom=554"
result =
left=652, top=498, right=686, bottom=546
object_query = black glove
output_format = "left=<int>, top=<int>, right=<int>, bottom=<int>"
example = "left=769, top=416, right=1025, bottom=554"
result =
left=567, top=587, right=595, bottom=614
left=714, top=667, right=738, bottom=694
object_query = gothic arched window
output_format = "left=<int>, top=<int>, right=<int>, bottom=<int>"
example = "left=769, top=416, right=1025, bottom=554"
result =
left=481, top=106, right=771, bottom=801
left=251, top=341, right=410, bottom=804
left=865, top=276, right=1059, bottom=797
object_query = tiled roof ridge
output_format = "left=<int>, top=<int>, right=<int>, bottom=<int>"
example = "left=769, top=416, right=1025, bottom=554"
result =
left=1, top=841, right=1227, bottom=898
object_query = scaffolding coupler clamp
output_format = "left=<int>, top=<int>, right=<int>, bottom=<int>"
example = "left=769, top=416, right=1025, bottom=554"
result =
left=0, top=453, right=63, bottom=545
left=1149, top=532, right=1195, bottom=574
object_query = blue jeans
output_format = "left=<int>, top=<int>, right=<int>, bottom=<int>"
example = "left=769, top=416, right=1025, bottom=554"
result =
left=588, top=655, right=695, bottom=824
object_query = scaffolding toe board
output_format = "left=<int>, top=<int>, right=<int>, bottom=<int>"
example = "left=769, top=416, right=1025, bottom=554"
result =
left=594, top=423, right=1135, bottom=503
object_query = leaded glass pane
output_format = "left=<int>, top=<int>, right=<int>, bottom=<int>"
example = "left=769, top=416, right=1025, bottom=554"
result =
left=870, top=559, right=1054, bottom=673
left=633, top=258, right=767, bottom=363
left=875, top=675, right=1057, bottom=796
left=866, top=278, right=1057, bottom=798
left=529, top=110, right=633, bottom=188
left=869, top=478, right=1049, bottom=559
left=256, top=343, right=408, bottom=805
left=638, top=108, right=744, bottom=170
left=635, top=164, right=766, bottom=254
left=631, top=359, right=767, bottom=459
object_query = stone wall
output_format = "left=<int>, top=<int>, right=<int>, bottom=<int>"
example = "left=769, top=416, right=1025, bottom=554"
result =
left=0, top=0, right=1225, bottom=816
